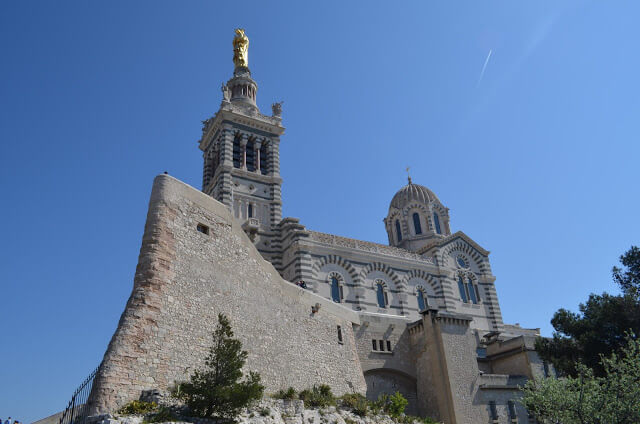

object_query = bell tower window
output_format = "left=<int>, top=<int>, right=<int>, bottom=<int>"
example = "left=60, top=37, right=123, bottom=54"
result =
left=246, top=138, right=255, bottom=172
left=412, top=213, right=422, bottom=235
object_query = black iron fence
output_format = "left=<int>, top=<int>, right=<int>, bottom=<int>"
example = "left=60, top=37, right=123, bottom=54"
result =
left=58, top=366, right=99, bottom=424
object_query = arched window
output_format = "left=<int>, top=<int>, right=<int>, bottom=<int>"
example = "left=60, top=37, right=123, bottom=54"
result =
left=248, top=204, right=253, bottom=218
left=395, top=220, right=402, bottom=242
left=376, top=282, right=388, bottom=308
left=331, top=277, right=343, bottom=303
left=457, top=276, right=468, bottom=303
left=412, top=213, right=422, bottom=235
left=433, top=213, right=442, bottom=234
left=417, top=289, right=427, bottom=311
left=467, top=277, right=479, bottom=304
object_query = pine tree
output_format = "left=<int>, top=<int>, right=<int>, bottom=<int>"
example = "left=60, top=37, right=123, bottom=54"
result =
left=175, top=313, right=264, bottom=420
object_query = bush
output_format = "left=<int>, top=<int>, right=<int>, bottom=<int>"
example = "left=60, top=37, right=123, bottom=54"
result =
left=339, top=393, right=368, bottom=416
left=117, top=400, right=157, bottom=415
left=173, top=314, right=264, bottom=420
left=386, top=392, right=409, bottom=418
left=143, top=406, right=178, bottom=423
left=274, top=387, right=297, bottom=400
left=298, top=385, right=336, bottom=408
left=399, top=415, right=439, bottom=424
left=368, top=394, right=387, bottom=415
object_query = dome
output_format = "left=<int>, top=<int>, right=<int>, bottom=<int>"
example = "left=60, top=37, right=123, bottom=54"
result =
left=389, top=181, right=439, bottom=210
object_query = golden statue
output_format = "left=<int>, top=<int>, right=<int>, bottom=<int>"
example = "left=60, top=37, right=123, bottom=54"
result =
left=233, top=28, right=249, bottom=68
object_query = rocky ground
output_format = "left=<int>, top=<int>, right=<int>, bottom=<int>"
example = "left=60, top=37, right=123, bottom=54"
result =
left=88, top=398, right=427, bottom=424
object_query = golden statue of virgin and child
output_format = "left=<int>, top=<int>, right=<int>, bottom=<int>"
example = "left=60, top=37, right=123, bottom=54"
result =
left=233, top=28, right=249, bottom=69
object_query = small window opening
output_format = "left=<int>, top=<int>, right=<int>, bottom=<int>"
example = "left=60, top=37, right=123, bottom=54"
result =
left=395, top=220, right=402, bottom=242
left=196, top=223, right=209, bottom=235
left=417, top=290, right=426, bottom=311
left=412, top=212, right=422, bottom=235
left=337, top=326, right=343, bottom=344
left=378, top=340, right=385, bottom=351
left=508, top=400, right=517, bottom=422
left=458, top=276, right=468, bottom=303
left=467, top=278, right=478, bottom=304
left=489, top=401, right=498, bottom=421
left=372, top=339, right=378, bottom=351
left=376, top=282, right=387, bottom=308
left=331, top=277, right=342, bottom=303
left=248, top=204, right=253, bottom=218
left=386, top=340, right=392, bottom=351
left=433, top=213, right=442, bottom=234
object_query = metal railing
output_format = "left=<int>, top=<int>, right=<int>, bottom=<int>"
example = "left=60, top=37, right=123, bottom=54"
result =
left=58, top=366, right=99, bottom=424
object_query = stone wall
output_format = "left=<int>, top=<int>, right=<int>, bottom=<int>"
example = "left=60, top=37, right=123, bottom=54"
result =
left=88, top=174, right=366, bottom=414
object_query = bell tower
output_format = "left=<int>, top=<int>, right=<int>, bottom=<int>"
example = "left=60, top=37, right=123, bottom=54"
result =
left=198, top=29, right=285, bottom=254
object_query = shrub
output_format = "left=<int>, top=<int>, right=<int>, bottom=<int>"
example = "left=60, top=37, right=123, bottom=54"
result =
left=399, top=415, right=439, bottom=424
left=143, top=406, right=178, bottom=423
left=339, top=393, right=368, bottom=416
left=386, top=392, right=409, bottom=418
left=368, top=394, right=387, bottom=415
left=274, top=387, right=297, bottom=400
left=117, top=400, right=157, bottom=415
left=173, top=314, right=264, bottom=420
left=298, top=385, right=336, bottom=408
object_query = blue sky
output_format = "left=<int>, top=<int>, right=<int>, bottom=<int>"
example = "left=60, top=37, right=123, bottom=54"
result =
left=1, top=1, right=638, bottom=421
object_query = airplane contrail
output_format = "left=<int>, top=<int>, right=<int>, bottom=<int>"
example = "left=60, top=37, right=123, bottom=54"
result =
left=476, top=49, right=493, bottom=86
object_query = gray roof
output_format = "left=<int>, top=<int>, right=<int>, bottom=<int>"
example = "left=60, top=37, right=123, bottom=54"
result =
left=389, top=182, right=439, bottom=210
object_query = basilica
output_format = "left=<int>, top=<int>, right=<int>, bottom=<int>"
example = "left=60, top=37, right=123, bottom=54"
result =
left=87, top=30, right=548, bottom=424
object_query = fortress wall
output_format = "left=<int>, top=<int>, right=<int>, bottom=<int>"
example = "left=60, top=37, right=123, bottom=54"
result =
left=88, top=174, right=366, bottom=414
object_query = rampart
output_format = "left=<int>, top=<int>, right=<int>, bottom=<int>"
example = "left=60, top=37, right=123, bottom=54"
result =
left=88, top=174, right=366, bottom=414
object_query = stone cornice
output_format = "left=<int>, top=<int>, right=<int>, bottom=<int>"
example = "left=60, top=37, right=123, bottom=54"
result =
left=199, top=106, right=285, bottom=151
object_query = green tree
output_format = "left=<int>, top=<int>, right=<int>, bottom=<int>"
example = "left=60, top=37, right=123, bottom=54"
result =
left=522, top=336, right=640, bottom=424
left=174, top=313, right=264, bottom=420
left=535, top=246, right=640, bottom=376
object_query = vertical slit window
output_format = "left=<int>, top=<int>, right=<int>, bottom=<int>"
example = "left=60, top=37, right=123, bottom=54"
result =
left=433, top=213, right=442, bottom=234
left=417, top=290, right=426, bottom=311
left=376, top=283, right=386, bottom=308
left=467, top=278, right=477, bottom=304
left=337, top=326, right=343, bottom=344
left=248, top=204, right=253, bottom=218
left=395, top=220, right=402, bottom=242
left=508, top=400, right=517, bottom=421
left=458, top=276, right=468, bottom=303
left=372, top=340, right=377, bottom=351
left=386, top=340, right=391, bottom=351
left=331, top=277, right=341, bottom=303
left=379, top=340, right=385, bottom=351
left=489, top=401, right=498, bottom=421
left=412, top=213, right=422, bottom=235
